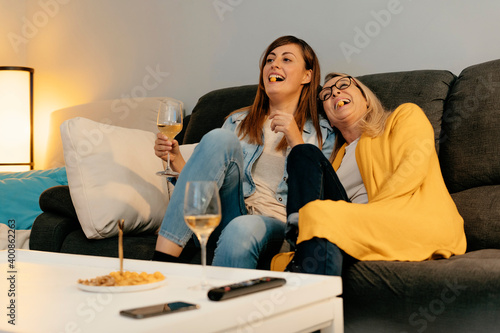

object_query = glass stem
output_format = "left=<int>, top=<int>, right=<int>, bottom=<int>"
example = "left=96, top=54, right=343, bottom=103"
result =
left=199, top=235, right=208, bottom=288
left=166, top=152, right=171, bottom=171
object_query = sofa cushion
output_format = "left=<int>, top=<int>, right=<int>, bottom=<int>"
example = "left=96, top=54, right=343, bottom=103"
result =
left=451, top=185, right=500, bottom=251
left=440, top=59, right=500, bottom=193
left=61, top=117, right=171, bottom=239
left=183, top=84, right=258, bottom=144
left=0, top=168, right=68, bottom=230
left=358, top=70, right=456, bottom=152
left=343, top=249, right=500, bottom=333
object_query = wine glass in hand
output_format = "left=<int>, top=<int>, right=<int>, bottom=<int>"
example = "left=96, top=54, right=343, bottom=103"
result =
left=156, top=99, right=183, bottom=177
left=184, top=181, right=221, bottom=290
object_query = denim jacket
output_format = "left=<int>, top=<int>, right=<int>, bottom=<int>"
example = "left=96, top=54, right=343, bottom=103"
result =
left=222, top=110, right=335, bottom=205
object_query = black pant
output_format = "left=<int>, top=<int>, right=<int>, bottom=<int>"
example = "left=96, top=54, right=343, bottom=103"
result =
left=286, top=144, right=351, bottom=276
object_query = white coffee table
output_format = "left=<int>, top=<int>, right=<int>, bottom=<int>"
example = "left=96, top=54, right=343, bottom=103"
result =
left=1, top=250, right=343, bottom=333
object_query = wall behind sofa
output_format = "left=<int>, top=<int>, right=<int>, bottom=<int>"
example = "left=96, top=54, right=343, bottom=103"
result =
left=1, top=0, right=500, bottom=169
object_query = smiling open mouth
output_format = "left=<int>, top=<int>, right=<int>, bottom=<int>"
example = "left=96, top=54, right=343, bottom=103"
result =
left=336, top=99, right=351, bottom=109
left=269, top=74, right=285, bottom=82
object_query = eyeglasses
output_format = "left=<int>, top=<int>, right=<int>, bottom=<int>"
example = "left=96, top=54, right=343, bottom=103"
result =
left=318, top=76, right=366, bottom=101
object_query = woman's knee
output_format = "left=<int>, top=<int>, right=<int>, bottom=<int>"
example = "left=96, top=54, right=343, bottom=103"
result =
left=290, top=237, right=343, bottom=276
left=289, top=144, right=321, bottom=164
left=220, top=216, right=267, bottom=243
left=213, top=217, right=258, bottom=263
left=202, top=129, right=240, bottom=151
left=214, top=216, right=284, bottom=268
left=217, top=216, right=281, bottom=255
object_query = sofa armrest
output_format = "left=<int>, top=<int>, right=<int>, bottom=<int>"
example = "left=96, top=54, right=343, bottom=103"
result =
left=38, top=185, right=78, bottom=219
left=29, top=212, right=81, bottom=252
left=29, top=185, right=80, bottom=252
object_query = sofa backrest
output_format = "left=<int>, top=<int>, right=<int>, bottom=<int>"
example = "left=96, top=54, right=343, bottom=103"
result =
left=182, top=65, right=499, bottom=195
left=183, top=85, right=258, bottom=144
left=184, top=71, right=456, bottom=148
left=439, top=59, right=500, bottom=193
left=358, top=70, right=456, bottom=154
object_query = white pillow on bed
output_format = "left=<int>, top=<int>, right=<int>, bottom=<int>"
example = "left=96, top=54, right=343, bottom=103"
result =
left=61, top=117, right=196, bottom=239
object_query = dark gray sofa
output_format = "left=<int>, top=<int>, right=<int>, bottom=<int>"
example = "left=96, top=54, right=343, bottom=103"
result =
left=31, top=59, right=500, bottom=332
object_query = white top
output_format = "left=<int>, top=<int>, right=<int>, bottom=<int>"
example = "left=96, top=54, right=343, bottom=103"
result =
left=244, top=118, right=287, bottom=222
left=336, top=138, right=368, bottom=204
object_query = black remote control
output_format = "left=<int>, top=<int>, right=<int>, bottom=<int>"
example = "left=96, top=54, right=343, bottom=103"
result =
left=207, top=277, right=286, bottom=301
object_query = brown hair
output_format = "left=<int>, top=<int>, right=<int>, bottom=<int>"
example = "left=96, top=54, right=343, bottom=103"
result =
left=231, top=35, right=322, bottom=151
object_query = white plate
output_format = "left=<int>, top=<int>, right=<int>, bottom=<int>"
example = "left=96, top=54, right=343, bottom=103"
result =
left=77, top=278, right=166, bottom=293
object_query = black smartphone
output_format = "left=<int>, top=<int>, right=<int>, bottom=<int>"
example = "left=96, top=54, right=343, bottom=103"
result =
left=120, top=301, right=199, bottom=319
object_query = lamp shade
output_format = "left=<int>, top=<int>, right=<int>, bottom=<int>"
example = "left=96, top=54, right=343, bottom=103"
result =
left=0, top=66, right=34, bottom=172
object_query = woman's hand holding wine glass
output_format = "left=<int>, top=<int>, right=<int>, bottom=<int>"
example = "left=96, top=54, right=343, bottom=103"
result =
left=155, top=99, right=183, bottom=177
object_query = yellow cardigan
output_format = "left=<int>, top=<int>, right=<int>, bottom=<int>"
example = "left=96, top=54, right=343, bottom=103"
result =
left=271, top=103, right=467, bottom=271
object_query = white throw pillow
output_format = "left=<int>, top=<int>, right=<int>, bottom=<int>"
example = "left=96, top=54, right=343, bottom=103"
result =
left=61, top=117, right=173, bottom=239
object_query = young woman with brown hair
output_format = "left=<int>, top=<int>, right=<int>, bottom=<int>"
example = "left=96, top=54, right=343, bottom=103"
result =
left=153, top=35, right=335, bottom=268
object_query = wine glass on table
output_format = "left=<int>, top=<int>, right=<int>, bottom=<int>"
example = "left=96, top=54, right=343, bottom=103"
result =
left=156, top=99, right=183, bottom=177
left=183, top=181, right=221, bottom=290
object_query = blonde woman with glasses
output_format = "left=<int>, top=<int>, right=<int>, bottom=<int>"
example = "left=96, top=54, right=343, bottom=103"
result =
left=272, top=73, right=467, bottom=275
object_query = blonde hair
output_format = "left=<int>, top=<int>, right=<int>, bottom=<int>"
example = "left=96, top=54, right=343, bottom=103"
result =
left=324, top=72, right=391, bottom=159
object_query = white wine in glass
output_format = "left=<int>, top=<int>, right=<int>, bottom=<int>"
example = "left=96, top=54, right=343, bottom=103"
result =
left=184, top=215, right=221, bottom=239
left=156, top=99, right=183, bottom=177
left=158, top=123, right=183, bottom=140
left=184, top=181, right=221, bottom=290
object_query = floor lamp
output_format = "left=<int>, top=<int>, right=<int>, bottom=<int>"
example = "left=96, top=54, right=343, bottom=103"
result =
left=0, top=66, right=34, bottom=172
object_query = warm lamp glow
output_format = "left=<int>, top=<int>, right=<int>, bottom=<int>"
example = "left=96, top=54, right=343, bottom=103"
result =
left=0, top=67, right=34, bottom=172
